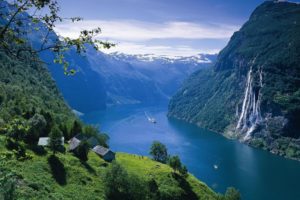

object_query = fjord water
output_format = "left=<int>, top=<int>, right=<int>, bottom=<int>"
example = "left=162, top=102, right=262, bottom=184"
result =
left=82, top=105, right=300, bottom=200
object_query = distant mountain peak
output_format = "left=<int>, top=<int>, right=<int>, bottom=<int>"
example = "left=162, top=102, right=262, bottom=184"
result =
left=108, top=52, right=216, bottom=64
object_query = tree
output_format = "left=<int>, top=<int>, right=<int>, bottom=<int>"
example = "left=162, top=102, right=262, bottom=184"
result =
left=40, top=110, right=53, bottom=136
left=49, top=126, right=63, bottom=155
left=83, top=125, right=109, bottom=147
left=6, top=118, right=29, bottom=142
left=0, top=0, right=114, bottom=74
left=74, top=140, right=89, bottom=162
left=70, top=120, right=82, bottom=138
left=168, top=155, right=182, bottom=173
left=150, top=141, right=168, bottom=163
left=224, top=187, right=241, bottom=200
left=179, top=165, right=188, bottom=178
left=27, top=113, right=47, bottom=144
left=59, top=123, right=70, bottom=140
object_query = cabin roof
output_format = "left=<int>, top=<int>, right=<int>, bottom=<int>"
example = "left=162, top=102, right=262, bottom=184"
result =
left=38, top=137, right=64, bottom=146
left=92, top=145, right=111, bottom=156
left=68, top=137, right=81, bottom=151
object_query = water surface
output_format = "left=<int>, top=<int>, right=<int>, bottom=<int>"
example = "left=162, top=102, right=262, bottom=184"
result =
left=82, top=105, right=300, bottom=200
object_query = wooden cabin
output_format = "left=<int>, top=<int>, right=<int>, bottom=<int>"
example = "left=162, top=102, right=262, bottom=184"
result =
left=92, top=145, right=115, bottom=162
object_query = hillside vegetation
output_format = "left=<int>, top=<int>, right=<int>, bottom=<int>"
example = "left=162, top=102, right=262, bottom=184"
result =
left=0, top=137, right=220, bottom=200
left=168, top=1, right=300, bottom=160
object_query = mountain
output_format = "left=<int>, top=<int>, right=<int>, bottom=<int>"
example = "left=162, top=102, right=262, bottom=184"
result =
left=85, top=50, right=216, bottom=107
left=26, top=22, right=216, bottom=112
left=0, top=45, right=75, bottom=126
left=0, top=1, right=216, bottom=113
left=168, top=1, right=300, bottom=160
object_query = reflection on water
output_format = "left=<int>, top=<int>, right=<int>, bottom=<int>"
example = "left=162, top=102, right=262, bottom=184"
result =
left=82, top=105, right=300, bottom=200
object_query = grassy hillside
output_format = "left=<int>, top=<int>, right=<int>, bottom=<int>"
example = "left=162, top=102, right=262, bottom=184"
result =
left=0, top=135, right=219, bottom=200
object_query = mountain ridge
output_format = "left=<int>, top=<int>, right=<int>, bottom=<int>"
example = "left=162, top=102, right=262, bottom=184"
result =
left=168, top=1, right=300, bottom=160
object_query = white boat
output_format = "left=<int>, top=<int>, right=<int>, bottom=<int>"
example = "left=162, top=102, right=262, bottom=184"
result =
left=213, top=164, right=218, bottom=170
left=145, top=112, right=157, bottom=123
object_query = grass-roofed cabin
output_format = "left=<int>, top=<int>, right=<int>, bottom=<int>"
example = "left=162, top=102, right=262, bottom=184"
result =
left=92, top=145, right=115, bottom=162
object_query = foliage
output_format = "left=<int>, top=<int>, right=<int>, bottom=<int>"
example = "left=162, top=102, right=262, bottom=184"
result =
left=0, top=45, right=76, bottom=130
left=103, top=161, right=149, bottom=200
left=27, top=113, right=47, bottom=144
left=179, top=165, right=188, bottom=178
left=0, top=169, right=16, bottom=200
left=0, top=0, right=114, bottom=74
left=74, top=140, right=89, bottom=162
left=168, top=155, right=182, bottom=173
left=49, top=126, right=63, bottom=155
left=83, top=125, right=109, bottom=148
left=150, top=141, right=168, bottom=163
left=70, top=120, right=82, bottom=139
left=224, top=187, right=241, bottom=200
left=5, top=118, right=29, bottom=142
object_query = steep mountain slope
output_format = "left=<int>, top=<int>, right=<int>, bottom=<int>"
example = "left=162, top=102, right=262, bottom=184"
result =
left=33, top=28, right=215, bottom=111
left=86, top=50, right=215, bottom=106
left=168, top=1, right=300, bottom=160
left=0, top=0, right=107, bottom=113
left=0, top=47, right=75, bottom=124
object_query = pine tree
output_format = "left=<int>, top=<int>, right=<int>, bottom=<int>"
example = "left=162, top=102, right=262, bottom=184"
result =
left=49, top=126, right=63, bottom=155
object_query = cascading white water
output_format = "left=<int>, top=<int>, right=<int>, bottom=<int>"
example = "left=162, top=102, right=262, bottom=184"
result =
left=236, top=63, right=263, bottom=141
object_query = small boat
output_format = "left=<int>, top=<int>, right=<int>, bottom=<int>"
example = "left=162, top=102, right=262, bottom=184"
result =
left=149, top=117, right=157, bottom=123
left=213, top=164, right=218, bottom=170
left=145, top=112, right=157, bottom=123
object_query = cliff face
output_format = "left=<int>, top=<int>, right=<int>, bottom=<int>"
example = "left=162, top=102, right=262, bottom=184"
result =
left=168, top=1, right=300, bottom=159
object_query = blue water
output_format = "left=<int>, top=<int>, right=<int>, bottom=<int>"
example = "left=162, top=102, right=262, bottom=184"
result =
left=82, top=105, right=300, bottom=200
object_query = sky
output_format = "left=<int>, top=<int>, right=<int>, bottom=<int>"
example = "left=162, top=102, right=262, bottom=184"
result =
left=54, top=0, right=299, bottom=57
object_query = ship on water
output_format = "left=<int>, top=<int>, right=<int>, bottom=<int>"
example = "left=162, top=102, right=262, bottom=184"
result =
left=144, top=112, right=157, bottom=123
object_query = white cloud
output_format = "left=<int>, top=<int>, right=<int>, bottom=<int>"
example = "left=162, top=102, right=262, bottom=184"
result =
left=54, top=19, right=238, bottom=56
left=101, top=42, right=220, bottom=57
left=54, top=20, right=238, bottom=41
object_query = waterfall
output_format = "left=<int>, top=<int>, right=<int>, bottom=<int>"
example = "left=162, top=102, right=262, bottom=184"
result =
left=236, top=63, right=263, bottom=141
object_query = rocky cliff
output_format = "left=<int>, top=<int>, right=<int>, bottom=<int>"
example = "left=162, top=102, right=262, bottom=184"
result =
left=168, top=1, right=300, bottom=160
